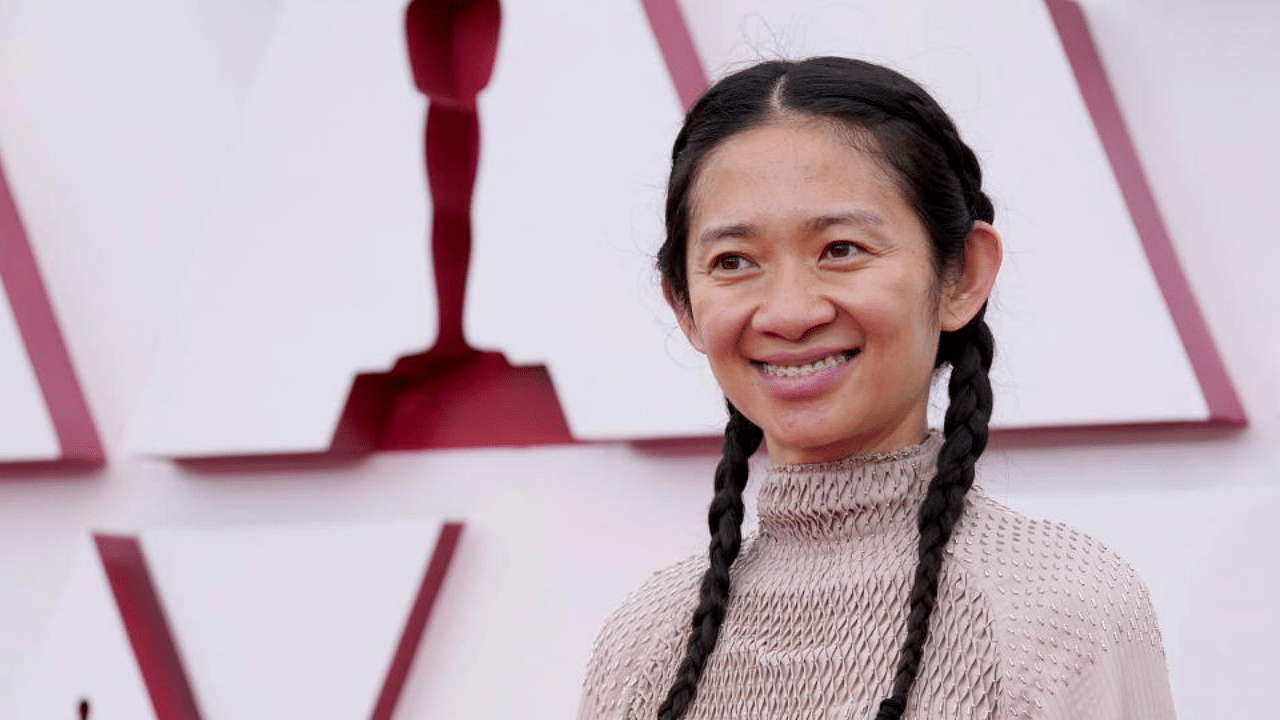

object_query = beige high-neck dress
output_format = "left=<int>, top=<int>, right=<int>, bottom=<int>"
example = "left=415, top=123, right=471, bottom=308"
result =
left=577, top=434, right=1176, bottom=719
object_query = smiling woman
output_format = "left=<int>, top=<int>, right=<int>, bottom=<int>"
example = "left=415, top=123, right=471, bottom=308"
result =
left=577, top=58, right=1175, bottom=720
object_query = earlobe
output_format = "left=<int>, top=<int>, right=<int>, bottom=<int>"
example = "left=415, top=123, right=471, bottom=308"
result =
left=941, top=221, right=1003, bottom=331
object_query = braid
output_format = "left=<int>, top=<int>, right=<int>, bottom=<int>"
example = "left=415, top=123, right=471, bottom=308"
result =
left=877, top=311, right=995, bottom=718
left=936, top=120, right=994, bottom=225
left=657, top=402, right=763, bottom=720
left=864, top=84, right=995, bottom=720
left=899, top=95, right=994, bottom=225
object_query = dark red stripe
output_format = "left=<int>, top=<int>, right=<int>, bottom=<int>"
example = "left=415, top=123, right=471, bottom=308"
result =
left=1045, top=0, right=1246, bottom=424
left=369, top=522, right=465, bottom=720
left=94, top=534, right=203, bottom=720
left=640, top=0, right=710, bottom=111
left=0, top=154, right=105, bottom=463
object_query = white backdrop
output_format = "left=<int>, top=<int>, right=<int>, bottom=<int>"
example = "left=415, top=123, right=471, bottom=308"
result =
left=468, top=0, right=1215, bottom=441
left=0, top=1, right=1277, bottom=719
left=0, top=0, right=1234, bottom=462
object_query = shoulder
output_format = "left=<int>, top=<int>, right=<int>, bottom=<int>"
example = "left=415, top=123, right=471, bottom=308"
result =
left=577, top=554, right=704, bottom=720
left=950, top=491, right=1174, bottom=718
left=954, top=491, right=1163, bottom=638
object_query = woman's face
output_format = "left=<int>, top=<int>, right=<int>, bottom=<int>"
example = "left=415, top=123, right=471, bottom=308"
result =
left=676, top=119, right=955, bottom=464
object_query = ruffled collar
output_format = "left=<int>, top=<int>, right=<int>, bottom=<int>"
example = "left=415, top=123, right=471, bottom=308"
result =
left=757, top=431, right=944, bottom=542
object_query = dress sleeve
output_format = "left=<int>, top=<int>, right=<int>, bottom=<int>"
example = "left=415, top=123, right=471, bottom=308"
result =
left=1035, top=627, right=1176, bottom=720
left=975, top=506, right=1179, bottom=720
left=575, top=613, right=641, bottom=720
left=576, top=557, right=702, bottom=720
left=1022, top=550, right=1178, bottom=720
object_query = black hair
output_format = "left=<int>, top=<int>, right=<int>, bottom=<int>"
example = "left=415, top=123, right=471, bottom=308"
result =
left=655, top=57, right=995, bottom=720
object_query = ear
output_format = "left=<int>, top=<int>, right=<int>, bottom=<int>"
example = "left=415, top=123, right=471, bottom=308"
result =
left=940, top=221, right=1003, bottom=331
left=662, top=276, right=706, bottom=355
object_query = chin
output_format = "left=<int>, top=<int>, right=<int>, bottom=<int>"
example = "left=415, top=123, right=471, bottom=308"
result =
left=762, top=429, right=857, bottom=465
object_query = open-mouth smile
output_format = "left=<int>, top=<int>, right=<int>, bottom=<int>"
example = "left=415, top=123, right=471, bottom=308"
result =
left=753, top=350, right=860, bottom=378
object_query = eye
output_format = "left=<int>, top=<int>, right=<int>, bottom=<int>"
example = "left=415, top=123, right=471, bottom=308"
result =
left=822, top=242, right=861, bottom=261
left=710, top=253, right=754, bottom=272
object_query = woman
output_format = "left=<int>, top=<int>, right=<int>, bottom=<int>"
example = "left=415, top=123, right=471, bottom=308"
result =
left=578, top=58, right=1175, bottom=720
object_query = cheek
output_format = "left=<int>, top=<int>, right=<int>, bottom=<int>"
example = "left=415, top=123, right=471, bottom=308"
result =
left=689, top=296, right=748, bottom=357
left=854, top=282, right=942, bottom=359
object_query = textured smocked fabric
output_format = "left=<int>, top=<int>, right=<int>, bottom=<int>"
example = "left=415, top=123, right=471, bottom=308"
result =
left=577, top=433, right=1176, bottom=720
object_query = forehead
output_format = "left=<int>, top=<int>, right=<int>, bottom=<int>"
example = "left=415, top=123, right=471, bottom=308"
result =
left=689, top=119, right=912, bottom=231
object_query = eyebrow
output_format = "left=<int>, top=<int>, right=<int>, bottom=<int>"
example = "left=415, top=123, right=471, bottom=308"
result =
left=695, top=222, right=755, bottom=246
left=808, top=210, right=885, bottom=232
left=695, top=211, right=885, bottom=246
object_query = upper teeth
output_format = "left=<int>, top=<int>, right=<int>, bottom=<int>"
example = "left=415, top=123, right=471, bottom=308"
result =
left=762, top=352, right=852, bottom=378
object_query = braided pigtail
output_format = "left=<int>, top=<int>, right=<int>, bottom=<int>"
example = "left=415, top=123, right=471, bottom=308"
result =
left=875, top=97, right=996, bottom=717
left=657, top=402, right=763, bottom=720
left=876, top=312, right=995, bottom=719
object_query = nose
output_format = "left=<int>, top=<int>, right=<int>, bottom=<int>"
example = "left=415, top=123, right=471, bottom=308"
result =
left=750, top=266, right=836, bottom=341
